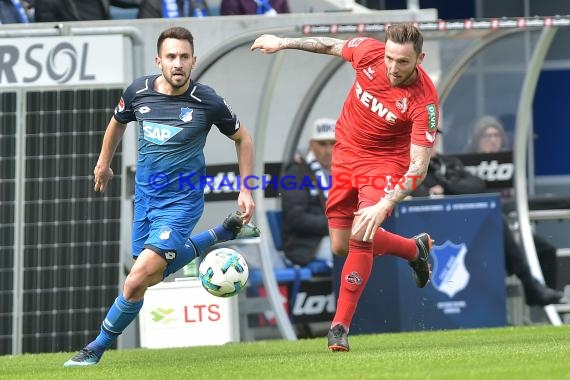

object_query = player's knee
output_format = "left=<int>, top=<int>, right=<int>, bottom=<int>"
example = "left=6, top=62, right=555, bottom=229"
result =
left=333, top=247, right=349, bottom=257
left=332, top=240, right=349, bottom=256
left=123, top=266, right=162, bottom=300
left=123, top=272, right=148, bottom=300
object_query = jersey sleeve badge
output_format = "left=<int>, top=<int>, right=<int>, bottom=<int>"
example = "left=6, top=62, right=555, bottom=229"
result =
left=426, top=103, right=438, bottom=130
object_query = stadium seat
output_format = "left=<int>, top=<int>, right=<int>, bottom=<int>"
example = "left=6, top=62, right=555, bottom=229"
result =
left=208, top=6, right=220, bottom=16
left=248, top=211, right=311, bottom=309
left=110, top=6, right=138, bottom=19
left=266, top=210, right=283, bottom=251
left=256, top=210, right=332, bottom=319
left=266, top=210, right=332, bottom=276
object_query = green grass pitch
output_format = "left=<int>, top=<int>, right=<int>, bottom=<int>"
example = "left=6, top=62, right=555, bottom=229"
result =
left=2, top=325, right=570, bottom=380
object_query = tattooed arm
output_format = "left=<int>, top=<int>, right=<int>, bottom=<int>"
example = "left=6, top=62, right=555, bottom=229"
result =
left=250, top=34, right=345, bottom=57
left=352, top=144, right=432, bottom=242
left=384, top=144, right=432, bottom=205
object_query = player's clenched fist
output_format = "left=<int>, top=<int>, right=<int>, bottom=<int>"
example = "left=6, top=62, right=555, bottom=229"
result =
left=250, top=34, right=282, bottom=54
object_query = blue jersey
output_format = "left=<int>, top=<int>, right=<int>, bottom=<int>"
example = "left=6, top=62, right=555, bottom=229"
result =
left=114, top=75, right=240, bottom=206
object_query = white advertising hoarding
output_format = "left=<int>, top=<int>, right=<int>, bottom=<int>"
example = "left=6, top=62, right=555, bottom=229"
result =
left=139, top=278, right=240, bottom=348
left=0, top=35, right=126, bottom=87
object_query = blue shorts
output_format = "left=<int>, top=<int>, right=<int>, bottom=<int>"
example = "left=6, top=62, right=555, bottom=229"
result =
left=132, top=196, right=203, bottom=277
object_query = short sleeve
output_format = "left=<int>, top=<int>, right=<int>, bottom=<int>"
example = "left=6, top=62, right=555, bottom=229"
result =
left=409, top=100, right=439, bottom=147
left=113, top=83, right=137, bottom=124
left=211, top=95, right=240, bottom=136
left=341, top=37, right=384, bottom=69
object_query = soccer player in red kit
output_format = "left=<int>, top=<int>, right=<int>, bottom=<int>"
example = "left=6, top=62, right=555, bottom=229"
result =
left=251, top=23, right=439, bottom=351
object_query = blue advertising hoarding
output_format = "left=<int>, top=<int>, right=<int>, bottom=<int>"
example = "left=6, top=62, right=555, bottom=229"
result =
left=333, top=193, right=506, bottom=334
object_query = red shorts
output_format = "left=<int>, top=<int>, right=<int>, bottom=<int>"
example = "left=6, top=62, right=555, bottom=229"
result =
left=326, top=148, right=407, bottom=230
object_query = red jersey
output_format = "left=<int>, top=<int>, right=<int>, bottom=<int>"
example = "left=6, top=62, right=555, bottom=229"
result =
left=336, top=37, right=439, bottom=173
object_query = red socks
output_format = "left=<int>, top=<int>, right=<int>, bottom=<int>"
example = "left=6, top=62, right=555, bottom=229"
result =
left=372, top=228, right=417, bottom=261
left=332, top=239, right=373, bottom=329
left=331, top=230, right=418, bottom=329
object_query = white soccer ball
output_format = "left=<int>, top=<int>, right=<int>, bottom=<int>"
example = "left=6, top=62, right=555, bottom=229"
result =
left=198, top=248, right=249, bottom=298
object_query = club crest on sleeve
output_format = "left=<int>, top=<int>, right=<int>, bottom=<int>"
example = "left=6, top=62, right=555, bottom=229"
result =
left=115, top=97, right=125, bottom=114
left=348, top=37, right=366, bottom=48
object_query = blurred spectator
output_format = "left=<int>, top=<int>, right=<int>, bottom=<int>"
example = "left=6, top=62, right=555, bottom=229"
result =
left=137, top=0, right=209, bottom=18
left=464, top=115, right=507, bottom=153
left=413, top=146, right=564, bottom=306
left=467, top=115, right=560, bottom=292
left=34, top=0, right=139, bottom=22
left=0, top=0, right=32, bottom=23
left=220, top=0, right=289, bottom=16
left=281, top=118, right=335, bottom=266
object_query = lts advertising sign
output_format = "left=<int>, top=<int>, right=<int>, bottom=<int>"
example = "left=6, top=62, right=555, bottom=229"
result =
left=0, top=35, right=125, bottom=87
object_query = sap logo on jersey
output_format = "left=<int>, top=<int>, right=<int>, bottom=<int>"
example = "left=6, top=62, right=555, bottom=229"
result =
left=355, top=82, right=397, bottom=123
left=143, top=121, right=183, bottom=145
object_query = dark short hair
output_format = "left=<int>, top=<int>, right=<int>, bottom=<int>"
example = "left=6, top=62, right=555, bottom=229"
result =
left=385, top=23, right=423, bottom=55
left=157, top=27, right=195, bottom=55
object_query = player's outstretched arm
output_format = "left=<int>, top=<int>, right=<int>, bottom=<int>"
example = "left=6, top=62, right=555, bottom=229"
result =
left=93, top=117, right=127, bottom=192
left=229, top=124, right=255, bottom=223
left=251, top=34, right=345, bottom=57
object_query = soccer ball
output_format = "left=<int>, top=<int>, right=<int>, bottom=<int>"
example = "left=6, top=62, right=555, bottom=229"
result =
left=198, top=248, right=249, bottom=298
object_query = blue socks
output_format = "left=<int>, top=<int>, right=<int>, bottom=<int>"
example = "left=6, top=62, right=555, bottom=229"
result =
left=87, top=294, right=143, bottom=355
left=212, top=224, right=235, bottom=242
left=168, top=224, right=236, bottom=277
left=187, top=224, right=234, bottom=255
left=86, top=225, right=235, bottom=355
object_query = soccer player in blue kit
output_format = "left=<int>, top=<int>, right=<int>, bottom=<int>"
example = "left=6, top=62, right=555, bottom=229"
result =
left=64, top=26, right=259, bottom=366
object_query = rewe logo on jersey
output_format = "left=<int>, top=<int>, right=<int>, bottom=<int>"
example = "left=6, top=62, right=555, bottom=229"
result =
left=355, top=81, right=397, bottom=123
left=143, top=121, right=182, bottom=145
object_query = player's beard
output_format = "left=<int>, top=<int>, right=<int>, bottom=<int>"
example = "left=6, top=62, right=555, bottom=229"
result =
left=388, top=68, right=417, bottom=87
left=165, top=70, right=190, bottom=89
